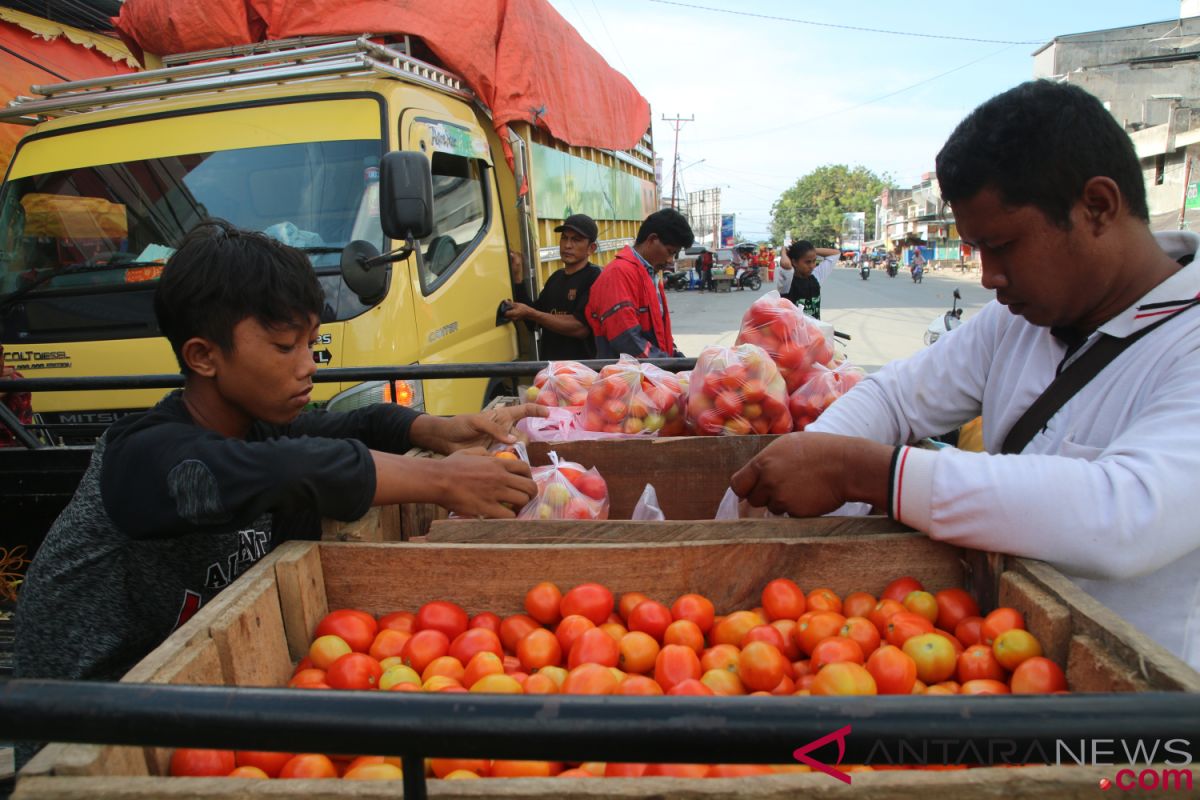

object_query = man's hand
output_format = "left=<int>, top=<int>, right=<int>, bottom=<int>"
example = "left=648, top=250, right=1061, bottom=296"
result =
left=509, top=250, right=524, bottom=284
left=411, top=403, right=549, bottom=454
left=504, top=301, right=536, bottom=322
left=433, top=448, right=539, bottom=518
left=729, top=432, right=893, bottom=517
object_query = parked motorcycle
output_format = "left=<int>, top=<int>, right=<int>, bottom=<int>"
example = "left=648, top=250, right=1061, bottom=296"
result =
left=663, top=269, right=690, bottom=291
left=734, top=264, right=762, bottom=291
left=924, top=288, right=963, bottom=346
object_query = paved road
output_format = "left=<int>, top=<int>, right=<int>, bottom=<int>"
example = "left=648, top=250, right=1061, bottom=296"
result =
left=670, top=265, right=994, bottom=373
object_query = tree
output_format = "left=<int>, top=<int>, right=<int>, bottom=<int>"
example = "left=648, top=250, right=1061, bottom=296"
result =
left=771, top=165, right=891, bottom=249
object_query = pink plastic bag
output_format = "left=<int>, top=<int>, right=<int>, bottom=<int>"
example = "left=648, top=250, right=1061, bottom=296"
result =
left=735, top=290, right=835, bottom=393
left=580, top=355, right=685, bottom=435
left=788, top=362, right=866, bottom=431
left=685, top=344, right=792, bottom=436
left=526, top=361, right=598, bottom=408
left=518, top=451, right=610, bottom=520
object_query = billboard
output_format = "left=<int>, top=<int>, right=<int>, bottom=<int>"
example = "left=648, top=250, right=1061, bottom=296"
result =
left=720, top=214, right=736, bottom=246
left=1187, top=181, right=1199, bottom=210
left=842, top=211, right=866, bottom=250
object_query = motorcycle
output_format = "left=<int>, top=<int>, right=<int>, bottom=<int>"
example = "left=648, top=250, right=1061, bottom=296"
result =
left=663, top=268, right=690, bottom=291
left=859, top=261, right=870, bottom=280
left=911, top=262, right=924, bottom=283
left=923, top=288, right=963, bottom=346
left=885, top=257, right=898, bottom=278
left=734, top=264, right=762, bottom=291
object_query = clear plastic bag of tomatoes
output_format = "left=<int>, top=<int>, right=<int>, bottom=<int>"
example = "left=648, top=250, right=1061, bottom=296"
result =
left=580, top=355, right=685, bottom=435
left=518, top=451, right=611, bottom=520
left=735, top=290, right=836, bottom=393
left=525, top=360, right=598, bottom=408
left=788, top=362, right=867, bottom=430
left=448, top=442, right=531, bottom=518
left=685, top=343, right=793, bottom=436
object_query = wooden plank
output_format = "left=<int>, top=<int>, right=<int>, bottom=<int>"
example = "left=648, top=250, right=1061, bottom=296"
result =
left=1013, top=560, right=1200, bottom=692
left=321, top=507, right=384, bottom=543
left=35, top=745, right=148, bottom=779
left=426, top=516, right=910, bottom=544
left=143, top=639, right=227, bottom=777
left=1067, top=634, right=1152, bottom=694
left=317, top=536, right=964, bottom=616
left=273, top=541, right=328, bottom=662
left=525, top=436, right=778, bottom=520
left=207, top=576, right=293, bottom=688
left=999, top=571, right=1073, bottom=668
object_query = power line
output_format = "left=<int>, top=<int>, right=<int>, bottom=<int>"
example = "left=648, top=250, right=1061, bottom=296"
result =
left=588, top=0, right=636, bottom=81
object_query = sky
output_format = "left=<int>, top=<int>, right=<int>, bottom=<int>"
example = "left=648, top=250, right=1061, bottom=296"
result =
left=545, top=0, right=1186, bottom=240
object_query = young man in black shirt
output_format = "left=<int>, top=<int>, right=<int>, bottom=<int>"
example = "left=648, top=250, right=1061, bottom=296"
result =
left=507, top=213, right=602, bottom=360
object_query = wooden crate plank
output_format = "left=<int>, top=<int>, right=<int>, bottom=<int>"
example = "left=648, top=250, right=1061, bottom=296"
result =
left=1013, top=560, right=1200, bottom=692
left=208, top=576, right=292, bottom=688
left=317, top=536, right=963, bottom=616
left=425, top=516, right=909, bottom=544
left=37, top=744, right=148, bottom=779
left=525, top=436, right=778, bottom=520
left=144, top=638, right=226, bottom=777
left=321, top=507, right=384, bottom=543
left=1067, top=634, right=1152, bottom=694
left=272, top=541, right=328, bottom=663
left=999, top=572, right=1073, bottom=668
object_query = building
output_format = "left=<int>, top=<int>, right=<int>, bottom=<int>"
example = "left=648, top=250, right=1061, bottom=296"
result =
left=1033, top=0, right=1200, bottom=230
left=872, top=177, right=962, bottom=267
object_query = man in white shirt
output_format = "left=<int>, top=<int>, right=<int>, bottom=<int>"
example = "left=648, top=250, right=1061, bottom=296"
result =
left=730, top=80, right=1200, bottom=670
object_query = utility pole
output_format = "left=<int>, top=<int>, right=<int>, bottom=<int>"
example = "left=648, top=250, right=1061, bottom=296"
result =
left=662, top=113, right=693, bottom=209
left=1179, top=149, right=1194, bottom=231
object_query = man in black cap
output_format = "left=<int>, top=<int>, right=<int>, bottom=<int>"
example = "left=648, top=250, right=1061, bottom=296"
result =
left=507, top=213, right=602, bottom=360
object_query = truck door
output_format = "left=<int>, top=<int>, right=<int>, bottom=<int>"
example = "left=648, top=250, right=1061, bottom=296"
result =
left=396, top=113, right=516, bottom=413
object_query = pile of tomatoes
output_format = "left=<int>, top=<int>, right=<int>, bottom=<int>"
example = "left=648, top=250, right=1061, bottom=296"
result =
left=788, top=363, right=867, bottom=430
left=526, top=361, right=597, bottom=408
left=685, top=344, right=793, bottom=436
left=736, top=292, right=835, bottom=394
left=579, top=357, right=686, bottom=436
left=168, top=575, right=1068, bottom=781
left=517, top=457, right=610, bottom=520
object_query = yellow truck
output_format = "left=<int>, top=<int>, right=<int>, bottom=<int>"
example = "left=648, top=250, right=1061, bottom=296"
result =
left=0, top=36, right=657, bottom=442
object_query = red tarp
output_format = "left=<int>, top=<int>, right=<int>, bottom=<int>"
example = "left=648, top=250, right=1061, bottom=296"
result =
left=0, top=17, right=136, bottom=177
left=114, top=0, right=650, bottom=154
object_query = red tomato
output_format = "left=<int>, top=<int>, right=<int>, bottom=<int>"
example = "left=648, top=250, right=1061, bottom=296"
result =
left=769, top=619, right=802, bottom=661
left=810, top=636, right=865, bottom=670
left=235, top=751, right=293, bottom=779
left=760, top=578, right=807, bottom=620
left=666, top=678, right=715, bottom=696
left=325, top=652, right=383, bottom=690
left=810, top=662, right=877, bottom=696
left=954, top=615, right=985, bottom=647
left=1009, top=656, right=1067, bottom=694
left=416, top=600, right=469, bottom=640
left=562, top=663, right=619, bottom=694
left=448, top=628, right=503, bottom=666
left=741, top=624, right=788, bottom=651
left=555, top=614, right=597, bottom=654
left=377, top=610, right=416, bottom=634
left=806, top=588, right=843, bottom=614
left=654, top=644, right=703, bottom=692
left=663, top=619, right=706, bottom=655
left=401, top=629, right=451, bottom=675
left=980, top=607, right=1025, bottom=645
left=865, top=645, right=918, bottom=695
left=605, top=762, right=649, bottom=777
left=368, top=628, right=411, bottom=662
left=934, top=588, right=980, bottom=632
left=839, top=616, right=882, bottom=658
left=880, top=576, right=924, bottom=603
left=960, top=679, right=1010, bottom=695
left=499, top=614, right=541, bottom=653
left=614, top=674, right=665, bottom=695
left=568, top=627, right=620, bottom=669
left=738, top=641, right=789, bottom=692
left=795, top=611, right=847, bottom=655
left=560, top=583, right=615, bottom=625
left=957, top=644, right=1006, bottom=682
left=868, top=598, right=907, bottom=636
left=169, top=748, right=236, bottom=777
left=619, top=591, right=651, bottom=621
left=517, top=628, right=563, bottom=672
left=278, top=753, right=338, bottom=779
left=314, top=609, right=378, bottom=654
left=700, top=643, right=740, bottom=674
left=645, top=763, right=711, bottom=778
left=842, top=591, right=877, bottom=620
left=885, top=611, right=935, bottom=648
left=469, top=611, right=501, bottom=634
left=627, top=600, right=673, bottom=642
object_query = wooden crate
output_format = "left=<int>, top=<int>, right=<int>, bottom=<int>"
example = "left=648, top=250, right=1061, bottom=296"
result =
left=525, top=434, right=779, bottom=520
left=16, top=531, right=1200, bottom=798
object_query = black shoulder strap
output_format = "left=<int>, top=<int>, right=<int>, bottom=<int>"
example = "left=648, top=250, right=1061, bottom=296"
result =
left=1001, top=300, right=1199, bottom=454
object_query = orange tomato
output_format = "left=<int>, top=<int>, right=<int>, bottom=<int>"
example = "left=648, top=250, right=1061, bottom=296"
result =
left=902, top=591, right=939, bottom=623
left=711, top=610, right=765, bottom=647
left=415, top=600, right=469, bottom=641
left=957, top=644, right=1006, bottom=682
left=663, top=619, right=705, bottom=654
left=667, top=678, right=715, bottom=696
left=880, top=576, right=924, bottom=603
left=235, top=751, right=293, bottom=779
left=469, top=673, right=523, bottom=694
left=600, top=621, right=628, bottom=642
left=934, top=588, right=980, bottom=632
left=449, top=628, right=503, bottom=666
left=980, top=607, right=1025, bottom=645
left=524, top=581, right=563, bottom=625
left=278, top=753, right=338, bottom=779
left=605, top=762, right=649, bottom=777
left=839, top=616, right=882, bottom=658
left=368, top=628, right=411, bottom=662
left=227, top=765, right=269, bottom=779
left=462, top=651, right=505, bottom=688
left=737, top=641, right=789, bottom=692
left=619, top=591, right=651, bottom=621
left=960, top=679, right=1010, bottom=695
left=498, top=614, right=541, bottom=653
left=761, top=578, right=807, bottom=620
left=568, top=627, right=620, bottom=669
left=885, top=611, right=934, bottom=648
left=618, top=631, right=660, bottom=674
left=708, top=764, right=774, bottom=777
left=868, top=598, right=907, bottom=636
left=401, top=629, right=450, bottom=675
left=842, top=591, right=877, bottom=620
left=287, top=668, right=328, bottom=689
left=700, top=643, right=740, bottom=674
left=557, top=768, right=595, bottom=778
left=654, top=644, right=702, bottom=692
left=644, top=763, right=710, bottom=778
left=325, top=652, right=383, bottom=690
left=555, top=614, right=597, bottom=654
left=169, top=748, right=236, bottom=777
left=809, top=637, right=865, bottom=670
left=810, top=662, right=877, bottom=696
left=562, top=662, right=619, bottom=694
left=308, top=634, right=352, bottom=670
left=992, top=629, right=1042, bottom=671
left=343, top=762, right=404, bottom=780
left=768, top=620, right=802, bottom=660
left=741, top=623, right=789, bottom=652
left=314, top=609, right=378, bottom=654
left=523, top=672, right=560, bottom=694
left=627, top=600, right=673, bottom=642
left=902, top=633, right=958, bottom=684
left=490, top=760, right=562, bottom=778
left=700, top=668, right=746, bottom=695
left=1010, top=656, right=1067, bottom=694
left=430, top=758, right=490, bottom=778
left=806, top=588, right=843, bottom=614
left=614, top=674, right=664, bottom=695
left=516, top=628, right=562, bottom=672
left=421, top=655, right=466, bottom=684
left=560, top=583, right=614, bottom=625
left=377, top=610, right=416, bottom=634
left=795, top=611, right=847, bottom=655
left=865, top=645, right=918, bottom=695
left=671, top=593, right=716, bottom=633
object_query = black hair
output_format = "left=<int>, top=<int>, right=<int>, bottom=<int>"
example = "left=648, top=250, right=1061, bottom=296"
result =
left=635, top=208, right=695, bottom=248
left=936, top=80, right=1148, bottom=227
left=786, top=240, right=815, bottom=261
left=154, top=219, right=326, bottom=373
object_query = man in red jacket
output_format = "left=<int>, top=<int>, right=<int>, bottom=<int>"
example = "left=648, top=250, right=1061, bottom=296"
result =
left=586, top=208, right=695, bottom=358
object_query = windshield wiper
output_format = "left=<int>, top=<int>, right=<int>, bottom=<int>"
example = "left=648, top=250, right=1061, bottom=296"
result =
left=0, top=260, right=165, bottom=310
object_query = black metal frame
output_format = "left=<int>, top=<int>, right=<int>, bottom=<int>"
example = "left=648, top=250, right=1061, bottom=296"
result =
left=5, top=680, right=1199, bottom=797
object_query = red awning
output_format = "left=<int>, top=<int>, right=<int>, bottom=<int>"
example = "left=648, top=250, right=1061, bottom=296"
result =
left=114, top=0, right=650, bottom=154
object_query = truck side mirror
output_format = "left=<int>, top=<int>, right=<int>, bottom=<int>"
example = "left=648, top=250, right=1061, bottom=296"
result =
left=953, top=288, right=961, bottom=299
left=380, top=150, right=433, bottom=241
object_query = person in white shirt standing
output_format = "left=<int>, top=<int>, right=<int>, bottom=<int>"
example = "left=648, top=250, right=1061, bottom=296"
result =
left=731, top=80, right=1200, bottom=670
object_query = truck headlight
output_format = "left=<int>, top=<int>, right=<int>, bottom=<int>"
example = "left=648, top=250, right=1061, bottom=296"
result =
left=923, top=330, right=940, bottom=346
left=325, top=377, right=425, bottom=413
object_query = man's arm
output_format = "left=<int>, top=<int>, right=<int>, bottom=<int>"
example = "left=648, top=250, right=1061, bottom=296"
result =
left=504, top=302, right=592, bottom=338
left=283, top=404, right=423, bottom=454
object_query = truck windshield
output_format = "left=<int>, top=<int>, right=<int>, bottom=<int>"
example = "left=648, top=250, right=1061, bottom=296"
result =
left=0, top=139, right=385, bottom=344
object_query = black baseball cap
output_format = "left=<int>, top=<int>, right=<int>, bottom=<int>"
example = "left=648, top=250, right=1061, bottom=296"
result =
left=554, top=214, right=598, bottom=242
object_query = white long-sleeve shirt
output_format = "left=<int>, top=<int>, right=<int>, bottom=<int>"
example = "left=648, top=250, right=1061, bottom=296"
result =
left=809, top=231, right=1200, bottom=669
